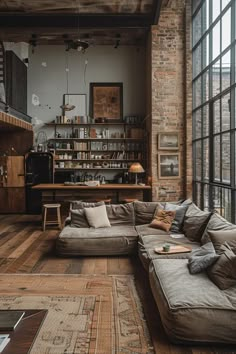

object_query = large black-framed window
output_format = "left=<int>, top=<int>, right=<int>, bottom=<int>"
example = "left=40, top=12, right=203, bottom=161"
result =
left=192, top=0, right=236, bottom=222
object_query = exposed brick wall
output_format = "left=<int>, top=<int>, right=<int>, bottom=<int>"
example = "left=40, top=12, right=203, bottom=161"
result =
left=150, top=0, right=192, bottom=201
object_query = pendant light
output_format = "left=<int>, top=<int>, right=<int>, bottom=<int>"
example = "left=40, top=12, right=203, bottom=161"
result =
left=60, top=50, right=75, bottom=112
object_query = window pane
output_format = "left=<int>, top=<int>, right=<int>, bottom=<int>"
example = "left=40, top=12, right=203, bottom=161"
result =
left=222, top=188, right=231, bottom=221
left=203, top=104, right=209, bottom=136
left=195, top=141, right=202, bottom=181
left=213, top=99, right=221, bottom=133
left=202, top=0, right=209, bottom=33
left=203, top=184, right=209, bottom=211
left=193, top=45, right=201, bottom=78
left=212, top=60, right=220, bottom=97
left=193, top=9, right=202, bottom=46
left=222, top=0, right=231, bottom=11
left=222, top=133, right=231, bottom=183
left=195, top=182, right=202, bottom=207
left=202, top=34, right=209, bottom=69
left=214, top=135, right=221, bottom=181
left=203, top=138, right=209, bottom=181
left=202, top=70, right=209, bottom=102
left=213, top=186, right=221, bottom=212
left=221, top=93, right=231, bottom=131
left=193, top=76, right=202, bottom=108
left=212, top=22, right=221, bottom=60
left=212, top=0, right=221, bottom=23
left=193, top=109, right=202, bottom=139
left=222, top=9, right=231, bottom=52
left=192, top=0, right=202, bottom=14
left=221, top=51, right=231, bottom=91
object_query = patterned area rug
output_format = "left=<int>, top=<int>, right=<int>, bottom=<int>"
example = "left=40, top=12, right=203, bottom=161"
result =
left=0, top=274, right=154, bottom=354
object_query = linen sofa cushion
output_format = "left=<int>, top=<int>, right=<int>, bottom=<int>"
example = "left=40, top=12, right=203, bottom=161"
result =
left=201, top=212, right=236, bottom=244
left=84, top=204, right=111, bottom=228
left=134, top=201, right=165, bottom=225
left=70, top=209, right=89, bottom=228
left=188, top=242, right=219, bottom=274
left=183, top=203, right=212, bottom=242
left=207, top=244, right=236, bottom=290
left=71, top=201, right=104, bottom=209
left=106, top=203, right=135, bottom=226
left=149, top=258, right=236, bottom=343
left=165, top=203, right=188, bottom=233
left=208, top=229, right=236, bottom=254
left=56, top=225, right=138, bottom=256
left=149, top=209, right=176, bottom=232
left=138, top=233, right=200, bottom=271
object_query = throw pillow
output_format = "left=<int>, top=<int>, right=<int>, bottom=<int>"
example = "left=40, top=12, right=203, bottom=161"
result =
left=165, top=203, right=188, bottom=233
left=188, top=242, right=220, bottom=274
left=183, top=203, right=212, bottom=242
left=149, top=209, right=176, bottom=232
left=134, top=201, right=165, bottom=225
left=70, top=209, right=89, bottom=228
left=207, top=244, right=236, bottom=290
left=208, top=229, right=236, bottom=254
left=84, top=204, right=111, bottom=228
left=201, top=212, right=236, bottom=244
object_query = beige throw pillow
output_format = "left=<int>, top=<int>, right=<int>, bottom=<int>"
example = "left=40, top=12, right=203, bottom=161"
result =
left=84, top=204, right=111, bottom=228
left=149, top=209, right=176, bottom=232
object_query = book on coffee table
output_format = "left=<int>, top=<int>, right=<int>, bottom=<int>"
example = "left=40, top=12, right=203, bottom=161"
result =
left=0, top=334, right=10, bottom=352
left=0, top=311, right=25, bottom=331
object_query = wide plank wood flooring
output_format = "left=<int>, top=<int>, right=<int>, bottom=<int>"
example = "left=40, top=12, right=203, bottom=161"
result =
left=0, top=214, right=235, bottom=354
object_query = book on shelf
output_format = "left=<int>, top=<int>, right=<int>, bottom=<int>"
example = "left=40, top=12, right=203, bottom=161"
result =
left=0, top=310, right=25, bottom=331
left=0, top=334, right=10, bottom=353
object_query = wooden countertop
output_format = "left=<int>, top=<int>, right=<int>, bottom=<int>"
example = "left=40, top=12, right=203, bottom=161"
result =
left=32, top=183, right=151, bottom=190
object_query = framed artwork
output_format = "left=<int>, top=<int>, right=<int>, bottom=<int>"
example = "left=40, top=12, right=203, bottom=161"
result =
left=158, top=153, right=180, bottom=179
left=158, top=132, right=179, bottom=150
left=90, top=82, right=123, bottom=120
left=62, top=94, right=87, bottom=119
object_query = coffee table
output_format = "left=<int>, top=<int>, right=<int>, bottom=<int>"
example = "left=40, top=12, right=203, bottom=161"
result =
left=0, top=310, right=47, bottom=354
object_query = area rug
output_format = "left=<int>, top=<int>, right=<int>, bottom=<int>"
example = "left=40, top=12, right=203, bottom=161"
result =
left=0, top=274, right=154, bottom=354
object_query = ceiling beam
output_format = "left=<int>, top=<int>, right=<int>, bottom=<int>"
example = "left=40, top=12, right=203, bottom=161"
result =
left=0, top=13, right=152, bottom=29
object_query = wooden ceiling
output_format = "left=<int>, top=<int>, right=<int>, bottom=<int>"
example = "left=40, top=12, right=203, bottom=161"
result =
left=0, top=0, right=163, bottom=45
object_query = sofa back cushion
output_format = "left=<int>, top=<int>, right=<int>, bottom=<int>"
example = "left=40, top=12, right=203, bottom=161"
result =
left=183, top=203, right=212, bottom=242
left=201, top=212, right=236, bottom=244
left=70, top=209, right=89, bottom=228
left=208, top=229, right=236, bottom=254
left=106, top=203, right=135, bottom=226
left=165, top=203, right=188, bottom=233
left=134, top=201, right=164, bottom=225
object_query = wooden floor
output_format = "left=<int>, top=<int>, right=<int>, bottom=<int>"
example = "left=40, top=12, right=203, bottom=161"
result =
left=0, top=214, right=235, bottom=354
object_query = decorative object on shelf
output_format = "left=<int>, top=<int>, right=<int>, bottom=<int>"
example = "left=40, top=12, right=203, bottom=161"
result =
left=128, top=162, right=145, bottom=184
left=158, top=132, right=179, bottom=150
left=90, top=82, right=123, bottom=120
left=158, top=153, right=180, bottom=179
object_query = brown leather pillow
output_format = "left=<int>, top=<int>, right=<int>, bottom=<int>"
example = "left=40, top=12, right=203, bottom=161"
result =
left=207, top=244, right=236, bottom=290
left=149, top=209, right=176, bottom=232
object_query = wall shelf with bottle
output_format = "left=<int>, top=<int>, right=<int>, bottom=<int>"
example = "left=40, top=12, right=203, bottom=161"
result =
left=45, top=118, right=146, bottom=182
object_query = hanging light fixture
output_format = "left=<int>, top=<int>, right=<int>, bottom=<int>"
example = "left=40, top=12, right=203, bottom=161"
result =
left=60, top=50, right=75, bottom=112
left=65, top=0, right=89, bottom=52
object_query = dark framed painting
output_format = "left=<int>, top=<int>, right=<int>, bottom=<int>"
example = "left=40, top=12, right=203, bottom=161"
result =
left=90, top=83, right=123, bottom=120
left=158, top=132, right=179, bottom=150
left=158, top=153, right=180, bottom=179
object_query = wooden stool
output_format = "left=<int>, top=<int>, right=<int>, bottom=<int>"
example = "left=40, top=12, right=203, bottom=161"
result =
left=122, top=198, right=138, bottom=204
left=42, top=204, right=62, bottom=231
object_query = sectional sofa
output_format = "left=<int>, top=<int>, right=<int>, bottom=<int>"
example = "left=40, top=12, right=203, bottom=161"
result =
left=56, top=200, right=236, bottom=344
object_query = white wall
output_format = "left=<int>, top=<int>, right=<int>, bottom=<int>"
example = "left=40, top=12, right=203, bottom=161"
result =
left=27, top=45, right=146, bottom=132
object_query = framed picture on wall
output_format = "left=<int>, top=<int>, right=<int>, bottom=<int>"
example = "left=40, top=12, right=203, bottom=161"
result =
left=158, top=132, right=179, bottom=150
left=90, top=83, right=123, bottom=120
left=158, top=153, right=180, bottom=179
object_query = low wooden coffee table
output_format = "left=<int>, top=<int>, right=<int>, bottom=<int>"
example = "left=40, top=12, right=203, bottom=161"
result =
left=0, top=310, right=47, bottom=354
